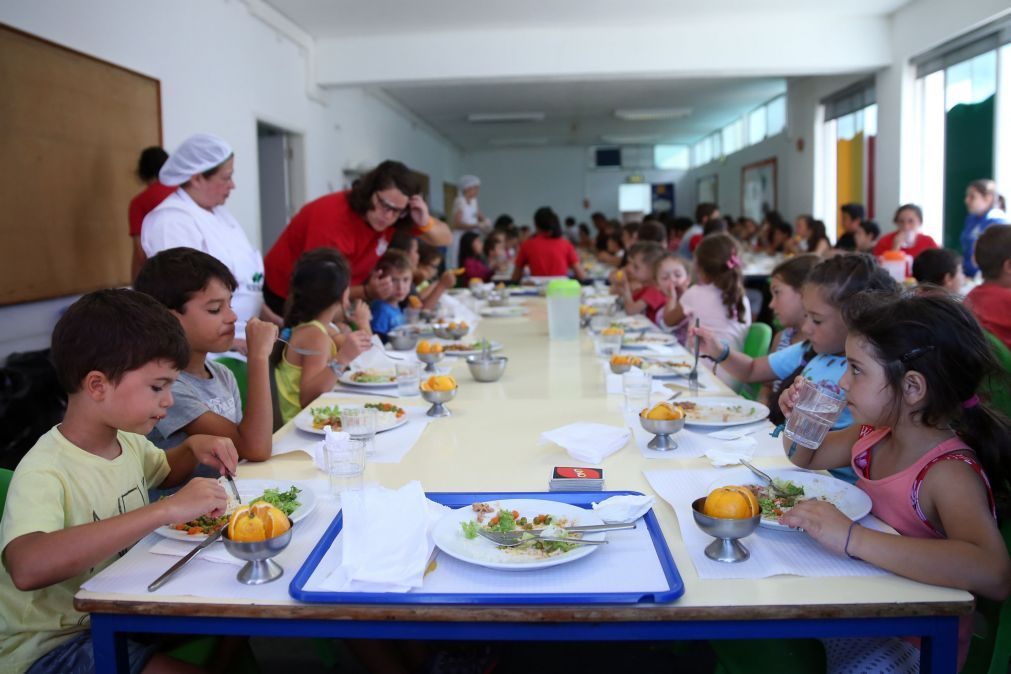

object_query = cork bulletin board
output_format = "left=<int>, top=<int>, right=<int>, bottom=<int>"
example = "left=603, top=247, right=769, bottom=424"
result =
left=0, top=25, right=162, bottom=305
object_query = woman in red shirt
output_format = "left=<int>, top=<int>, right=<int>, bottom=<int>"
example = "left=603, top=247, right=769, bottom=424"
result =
left=510, top=207, right=587, bottom=282
left=873, top=204, right=939, bottom=260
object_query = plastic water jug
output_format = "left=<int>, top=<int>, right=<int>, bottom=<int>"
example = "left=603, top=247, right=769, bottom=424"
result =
left=546, top=279, right=581, bottom=340
left=880, top=250, right=907, bottom=283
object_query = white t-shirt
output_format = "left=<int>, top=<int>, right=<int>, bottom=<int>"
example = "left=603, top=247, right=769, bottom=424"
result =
left=141, top=190, right=264, bottom=338
left=452, top=195, right=481, bottom=228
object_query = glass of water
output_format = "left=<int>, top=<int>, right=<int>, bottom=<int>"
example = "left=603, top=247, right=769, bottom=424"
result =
left=395, top=361, right=421, bottom=397
left=622, top=370, right=653, bottom=417
left=324, top=436, right=366, bottom=495
left=340, top=407, right=377, bottom=454
left=596, top=332, right=624, bottom=357
left=783, top=378, right=846, bottom=449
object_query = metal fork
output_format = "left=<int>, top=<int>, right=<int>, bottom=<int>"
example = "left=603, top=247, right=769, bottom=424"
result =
left=740, top=459, right=788, bottom=498
left=277, top=338, right=324, bottom=357
left=477, top=530, right=608, bottom=547
left=687, top=317, right=701, bottom=396
left=483, top=523, right=636, bottom=540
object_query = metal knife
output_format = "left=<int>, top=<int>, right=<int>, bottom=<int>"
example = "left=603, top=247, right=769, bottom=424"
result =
left=147, top=528, right=224, bottom=592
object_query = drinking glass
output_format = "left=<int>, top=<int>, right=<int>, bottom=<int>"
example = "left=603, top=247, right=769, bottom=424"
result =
left=622, top=371, right=653, bottom=417
left=783, top=378, right=846, bottom=449
left=324, top=436, right=366, bottom=495
left=340, top=407, right=377, bottom=454
left=395, top=361, right=421, bottom=397
left=596, top=332, right=624, bottom=357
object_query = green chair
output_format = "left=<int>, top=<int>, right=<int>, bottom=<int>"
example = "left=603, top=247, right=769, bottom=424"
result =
left=215, top=356, right=249, bottom=411
left=980, top=331, right=1011, bottom=419
left=0, top=467, right=13, bottom=522
left=713, top=638, right=825, bottom=674
left=739, top=323, right=773, bottom=401
left=962, top=519, right=1011, bottom=674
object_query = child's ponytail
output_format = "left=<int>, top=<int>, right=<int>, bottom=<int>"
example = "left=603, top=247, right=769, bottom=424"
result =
left=694, top=234, right=747, bottom=323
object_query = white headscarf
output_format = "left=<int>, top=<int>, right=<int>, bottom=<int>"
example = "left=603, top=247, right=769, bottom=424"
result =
left=458, top=175, right=481, bottom=191
left=159, top=133, right=233, bottom=186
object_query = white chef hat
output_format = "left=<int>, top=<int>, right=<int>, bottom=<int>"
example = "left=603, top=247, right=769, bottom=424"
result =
left=458, top=174, right=481, bottom=191
left=159, top=133, right=233, bottom=186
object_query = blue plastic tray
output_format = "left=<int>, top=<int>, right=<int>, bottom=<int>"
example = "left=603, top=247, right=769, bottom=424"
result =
left=289, top=490, right=684, bottom=604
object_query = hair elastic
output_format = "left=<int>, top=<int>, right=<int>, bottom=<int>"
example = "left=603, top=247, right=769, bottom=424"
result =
left=962, top=394, right=980, bottom=409
left=845, top=520, right=862, bottom=560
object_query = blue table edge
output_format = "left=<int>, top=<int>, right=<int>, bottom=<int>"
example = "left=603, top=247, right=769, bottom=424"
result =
left=288, top=490, right=685, bottom=605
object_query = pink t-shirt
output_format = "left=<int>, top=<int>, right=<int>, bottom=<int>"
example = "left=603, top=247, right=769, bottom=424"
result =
left=676, top=283, right=752, bottom=349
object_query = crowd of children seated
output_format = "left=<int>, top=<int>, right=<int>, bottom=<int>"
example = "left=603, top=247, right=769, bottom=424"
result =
left=1, top=155, right=1009, bottom=674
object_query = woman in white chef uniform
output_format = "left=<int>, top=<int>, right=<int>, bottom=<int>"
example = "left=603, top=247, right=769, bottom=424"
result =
left=141, top=133, right=266, bottom=356
left=447, top=174, right=491, bottom=269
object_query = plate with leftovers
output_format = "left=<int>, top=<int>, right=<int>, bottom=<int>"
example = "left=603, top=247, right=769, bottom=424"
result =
left=439, top=340, right=504, bottom=357
left=157, top=480, right=316, bottom=542
left=638, top=359, right=693, bottom=379
left=338, top=369, right=397, bottom=388
left=293, top=403, right=408, bottom=435
left=708, top=468, right=872, bottom=531
left=677, top=397, right=770, bottom=427
left=432, top=498, right=606, bottom=570
left=621, top=333, right=679, bottom=349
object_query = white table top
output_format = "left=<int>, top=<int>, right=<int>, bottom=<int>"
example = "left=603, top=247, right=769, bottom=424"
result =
left=76, top=299, right=970, bottom=620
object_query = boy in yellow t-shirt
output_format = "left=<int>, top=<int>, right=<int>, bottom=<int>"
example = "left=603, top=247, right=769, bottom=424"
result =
left=0, top=289, right=238, bottom=674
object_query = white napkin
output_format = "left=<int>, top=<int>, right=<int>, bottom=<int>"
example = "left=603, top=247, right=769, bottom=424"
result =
left=438, top=293, right=481, bottom=327
left=541, top=422, right=631, bottom=464
left=591, top=494, right=655, bottom=523
left=148, top=537, right=241, bottom=565
left=703, top=435, right=758, bottom=466
left=348, top=335, right=396, bottom=371
left=311, top=426, right=351, bottom=473
left=321, top=481, right=448, bottom=592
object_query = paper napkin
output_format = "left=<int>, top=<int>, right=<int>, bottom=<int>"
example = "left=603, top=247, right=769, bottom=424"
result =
left=702, top=434, right=758, bottom=466
left=591, top=494, right=655, bottom=523
left=322, top=481, right=448, bottom=592
left=348, top=335, right=397, bottom=371
left=541, top=422, right=631, bottom=464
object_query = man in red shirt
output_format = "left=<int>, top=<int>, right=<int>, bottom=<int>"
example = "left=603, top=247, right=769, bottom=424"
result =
left=127, top=147, right=175, bottom=280
left=965, top=225, right=1011, bottom=350
left=262, top=161, right=451, bottom=315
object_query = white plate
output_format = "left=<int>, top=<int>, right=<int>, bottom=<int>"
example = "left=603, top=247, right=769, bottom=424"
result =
left=621, top=334, right=678, bottom=349
left=432, top=498, right=606, bottom=571
left=678, top=396, right=770, bottom=427
left=439, top=340, right=504, bottom=357
left=338, top=370, right=397, bottom=388
left=707, top=468, right=872, bottom=531
left=479, top=306, right=528, bottom=318
left=156, top=479, right=317, bottom=542
left=639, top=359, right=693, bottom=379
left=293, top=404, right=409, bottom=436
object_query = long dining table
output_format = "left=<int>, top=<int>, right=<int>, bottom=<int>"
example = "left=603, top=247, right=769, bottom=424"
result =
left=74, top=297, right=970, bottom=673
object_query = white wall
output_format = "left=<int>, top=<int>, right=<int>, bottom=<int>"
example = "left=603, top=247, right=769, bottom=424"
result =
left=0, top=0, right=461, bottom=361
left=463, top=147, right=685, bottom=226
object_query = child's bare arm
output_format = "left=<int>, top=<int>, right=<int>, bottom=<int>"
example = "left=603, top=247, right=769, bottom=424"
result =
left=4, top=478, right=226, bottom=591
left=687, top=325, right=776, bottom=383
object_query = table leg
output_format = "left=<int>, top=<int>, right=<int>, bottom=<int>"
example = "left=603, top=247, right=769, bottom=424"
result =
left=90, top=613, right=129, bottom=674
left=919, top=615, right=960, bottom=674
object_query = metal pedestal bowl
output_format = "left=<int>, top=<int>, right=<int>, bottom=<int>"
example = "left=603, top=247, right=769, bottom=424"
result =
left=433, top=325, right=468, bottom=340
left=420, top=387, right=457, bottom=417
left=221, top=520, right=294, bottom=584
left=466, top=355, right=507, bottom=382
left=609, top=361, right=633, bottom=375
left=690, top=498, right=761, bottom=563
left=639, top=415, right=685, bottom=451
left=416, top=351, right=444, bottom=373
left=387, top=329, right=419, bottom=351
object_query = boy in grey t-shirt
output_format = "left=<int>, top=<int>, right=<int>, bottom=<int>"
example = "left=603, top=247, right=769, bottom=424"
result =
left=135, top=247, right=277, bottom=487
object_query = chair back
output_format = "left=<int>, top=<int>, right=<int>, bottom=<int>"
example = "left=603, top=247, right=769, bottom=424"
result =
left=739, top=323, right=773, bottom=401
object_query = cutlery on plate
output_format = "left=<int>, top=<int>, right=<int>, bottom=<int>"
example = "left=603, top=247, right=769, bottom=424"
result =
left=148, top=528, right=225, bottom=592
left=667, top=391, right=683, bottom=402
left=477, top=530, right=608, bottom=547
left=485, top=523, right=636, bottom=540
left=224, top=473, right=241, bottom=505
left=687, top=318, right=701, bottom=396
left=740, top=459, right=788, bottom=497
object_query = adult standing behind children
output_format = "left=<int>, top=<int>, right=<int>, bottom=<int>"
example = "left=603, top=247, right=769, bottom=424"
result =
left=511, top=207, right=587, bottom=283
left=135, top=248, right=276, bottom=485
left=0, top=289, right=237, bottom=674
left=141, top=133, right=267, bottom=354
left=263, top=160, right=452, bottom=315
left=127, top=146, right=174, bottom=281
left=961, top=179, right=1008, bottom=277
left=447, top=174, right=491, bottom=269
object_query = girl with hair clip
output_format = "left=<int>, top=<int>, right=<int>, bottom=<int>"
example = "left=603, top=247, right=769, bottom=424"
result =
left=777, top=292, right=1011, bottom=672
left=271, top=248, right=374, bottom=423
left=689, top=254, right=900, bottom=480
left=662, top=234, right=752, bottom=362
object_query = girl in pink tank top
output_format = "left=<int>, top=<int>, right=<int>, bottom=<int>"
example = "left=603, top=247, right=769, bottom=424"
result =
left=777, top=292, right=1010, bottom=671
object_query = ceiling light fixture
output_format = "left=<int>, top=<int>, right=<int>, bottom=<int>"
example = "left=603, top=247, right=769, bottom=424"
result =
left=613, top=108, right=692, bottom=121
left=599, top=134, right=660, bottom=145
left=488, top=137, right=550, bottom=147
left=468, top=112, right=545, bottom=123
